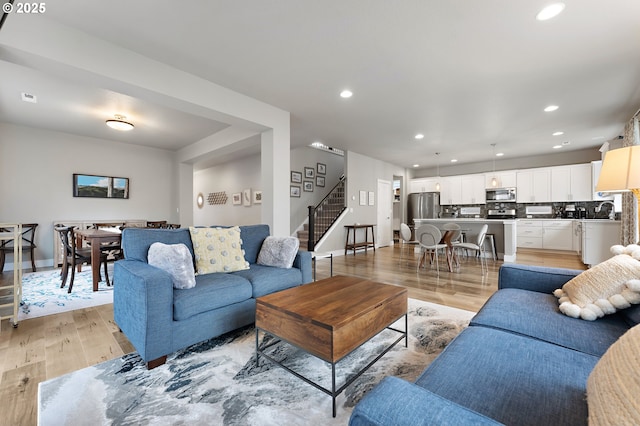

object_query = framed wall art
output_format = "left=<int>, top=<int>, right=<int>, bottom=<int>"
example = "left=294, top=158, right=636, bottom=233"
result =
left=243, top=188, right=251, bottom=206
left=317, top=163, right=326, bottom=175
left=303, top=181, right=313, bottom=192
left=290, top=185, right=301, bottom=197
left=316, top=176, right=325, bottom=187
left=291, top=171, right=302, bottom=183
left=253, top=190, right=262, bottom=204
left=359, top=190, right=367, bottom=206
left=232, top=192, right=242, bottom=205
left=368, top=191, right=375, bottom=206
left=304, top=167, right=314, bottom=179
left=73, top=174, right=129, bottom=199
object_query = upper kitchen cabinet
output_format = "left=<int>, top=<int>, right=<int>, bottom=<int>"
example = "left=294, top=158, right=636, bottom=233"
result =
left=409, top=177, right=440, bottom=193
left=461, top=174, right=486, bottom=204
left=440, top=176, right=462, bottom=205
left=484, top=171, right=517, bottom=189
left=517, top=168, right=551, bottom=203
left=550, top=164, right=592, bottom=202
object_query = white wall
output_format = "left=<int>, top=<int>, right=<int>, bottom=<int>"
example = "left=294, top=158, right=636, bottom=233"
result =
left=193, top=155, right=263, bottom=226
left=0, top=123, right=176, bottom=266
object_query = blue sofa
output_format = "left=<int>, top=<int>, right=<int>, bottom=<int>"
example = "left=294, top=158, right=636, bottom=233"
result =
left=113, top=224, right=312, bottom=369
left=350, top=263, right=640, bottom=425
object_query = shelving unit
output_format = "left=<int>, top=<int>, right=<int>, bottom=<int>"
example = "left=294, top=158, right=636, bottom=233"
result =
left=0, top=223, right=23, bottom=329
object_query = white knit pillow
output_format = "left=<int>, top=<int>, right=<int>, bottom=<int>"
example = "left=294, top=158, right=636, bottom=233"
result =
left=553, top=245, right=640, bottom=321
left=587, top=323, right=640, bottom=425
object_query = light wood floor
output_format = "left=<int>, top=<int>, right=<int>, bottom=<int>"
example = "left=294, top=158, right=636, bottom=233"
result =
left=0, top=247, right=585, bottom=426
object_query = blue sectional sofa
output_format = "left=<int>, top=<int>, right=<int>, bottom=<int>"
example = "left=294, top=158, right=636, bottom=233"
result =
left=350, top=263, right=640, bottom=425
left=113, top=224, right=312, bottom=369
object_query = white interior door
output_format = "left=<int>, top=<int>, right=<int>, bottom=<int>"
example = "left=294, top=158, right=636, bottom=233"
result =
left=377, top=179, right=392, bottom=247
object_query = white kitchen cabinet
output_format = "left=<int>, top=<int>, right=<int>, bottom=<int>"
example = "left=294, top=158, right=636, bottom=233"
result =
left=517, top=220, right=543, bottom=249
left=572, top=220, right=582, bottom=255
left=409, top=177, right=440, bottom=193
left=516, top=169, right=551, bottom=203
left=581, top=220, right=621, bottom=267
left=550, top=164, right=592, bottom=202
left=485, top=171, right=517, bottom=189
left=460, top=174, right=486, bottom=204
left=542, top=220, right=573, bottom=251
left=439, top=176, right=461, bottom=205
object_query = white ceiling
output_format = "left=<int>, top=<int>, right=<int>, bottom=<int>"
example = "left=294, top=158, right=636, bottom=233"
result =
left=1, top=0, right=640, bottom=170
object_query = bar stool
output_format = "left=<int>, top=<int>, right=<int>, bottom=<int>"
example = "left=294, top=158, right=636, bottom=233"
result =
left=484, top=233, right=498, bottom=261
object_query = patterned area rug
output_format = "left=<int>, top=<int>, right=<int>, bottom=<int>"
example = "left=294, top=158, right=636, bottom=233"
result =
left=38, top=299, right=474, bottom=425
left=19, top=268, right=113, bottom=321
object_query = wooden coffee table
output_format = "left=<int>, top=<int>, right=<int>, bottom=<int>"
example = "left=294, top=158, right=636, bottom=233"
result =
left=255, top=275, right=408, bottom=417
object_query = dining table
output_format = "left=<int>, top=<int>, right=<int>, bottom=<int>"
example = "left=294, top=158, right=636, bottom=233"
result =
left=75, top=228, right=121, bottom=291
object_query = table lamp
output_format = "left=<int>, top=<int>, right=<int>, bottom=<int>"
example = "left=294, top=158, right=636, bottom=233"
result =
left=596, top=145, right=640, bottom=241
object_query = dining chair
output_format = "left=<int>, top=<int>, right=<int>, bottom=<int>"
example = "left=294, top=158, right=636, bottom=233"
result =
left=442, top=222, right=462, bottom=270
left=146, top=220, right=167, bottom=228
left=399, top=223, right=418, bottom=265
left=454, top=224, right=489, bottom=275
left=0, top=223, right=38, bottom=272
left=55, top=225, right=110, bottom=293
left=415, top=224, right=447, bottom=276
left=92, top=223, right=124, bottom=261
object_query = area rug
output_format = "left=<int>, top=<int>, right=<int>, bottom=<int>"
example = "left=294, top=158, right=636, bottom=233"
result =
left=19, top=268, right=113, bottom=321
left=38, top=299, right=474, bottom=425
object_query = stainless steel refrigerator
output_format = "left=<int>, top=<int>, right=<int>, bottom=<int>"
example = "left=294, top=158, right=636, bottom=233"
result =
left=407, top=192, right=440, bottom=231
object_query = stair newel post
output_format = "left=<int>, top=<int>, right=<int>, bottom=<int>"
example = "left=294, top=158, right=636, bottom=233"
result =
left=308, top=205, right=316, bottom=251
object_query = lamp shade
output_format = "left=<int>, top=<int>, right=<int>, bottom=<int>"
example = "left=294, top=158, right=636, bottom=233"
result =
left=596, top=146, right=640, bottom=192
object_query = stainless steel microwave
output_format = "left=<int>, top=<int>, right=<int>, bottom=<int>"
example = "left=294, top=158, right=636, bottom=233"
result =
left=486, top=187, right=516, bottom=201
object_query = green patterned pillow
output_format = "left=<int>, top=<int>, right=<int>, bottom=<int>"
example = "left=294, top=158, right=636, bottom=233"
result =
left=189, top=226, right=249, bottom=274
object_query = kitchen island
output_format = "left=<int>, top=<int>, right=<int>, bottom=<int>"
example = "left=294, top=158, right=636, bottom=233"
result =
left=413, top=218, right=517, bottom=262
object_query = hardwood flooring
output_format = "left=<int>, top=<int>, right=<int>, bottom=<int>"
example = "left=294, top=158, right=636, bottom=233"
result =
left=0, top=246, right=585, bottom=426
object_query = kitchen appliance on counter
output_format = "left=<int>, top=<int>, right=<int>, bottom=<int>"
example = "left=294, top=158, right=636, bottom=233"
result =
left=563, top=204, right=577, bottom=219
left=407, top=192, right=440, bottom=228
left=579, top=207, right=587, bottom=219
left=485, top=187, right=516, bottom=202
left=486, top=202, right=517, bottom=219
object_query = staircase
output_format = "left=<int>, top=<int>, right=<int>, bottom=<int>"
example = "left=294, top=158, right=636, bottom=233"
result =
left=298, top=177, right=346, bottom=251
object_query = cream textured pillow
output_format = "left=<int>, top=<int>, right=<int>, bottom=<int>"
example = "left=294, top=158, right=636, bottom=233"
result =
left=587, top=323, right=640, bottom=425
left=553, top=245, right=640, bottom=321
left=189, top=226, right=249, bottom=274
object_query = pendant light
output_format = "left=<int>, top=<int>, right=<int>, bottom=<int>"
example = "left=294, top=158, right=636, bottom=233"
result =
left=435, top=152, right=441, bottom=191
left=490, top=144, right=498, bottom=187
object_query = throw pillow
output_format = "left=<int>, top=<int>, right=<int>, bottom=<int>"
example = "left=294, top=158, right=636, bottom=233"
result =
left=189, top=226, right=249, bottom=274
left=553, top=245, right=640, bottom=321
left=587, top=323, right=640, bottom=425
left=147, top=242, right=196, bottom=289
left=257, top=236, right=300, bottom=269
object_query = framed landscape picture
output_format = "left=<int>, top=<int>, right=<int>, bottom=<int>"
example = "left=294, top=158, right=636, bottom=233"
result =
left=73, top=174, right=129, bottom=199
left=291, top=171, right=302, bottom=183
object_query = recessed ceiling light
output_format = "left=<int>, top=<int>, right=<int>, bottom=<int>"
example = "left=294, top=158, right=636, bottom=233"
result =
left=552, top=131, right=564, bottom=136
left=415, top=134, right=424, bottom=140
left=105, top=114, right=134, bottom=131
left=544, top=105, right=559, bottom=112
left=413, top=164, right=419, bottom=168
left=562, top=140, right=571, bottom=146
left=496, top=152, right=504, bottom=157
left=340, top=90, right=353, bottom=98
left=536, top=3, right=565, bottom=21
left=21, top=92, right=37, bottom=103
left=311, top=141, right=324, bottom=148
left=553, top=145, right=562, bottom=149
left=450, top=159, right=458, bottom=163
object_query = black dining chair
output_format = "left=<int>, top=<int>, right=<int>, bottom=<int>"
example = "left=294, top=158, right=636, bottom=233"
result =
left=55, top=225, right=110, bottom=293
left=0, top=223, right=38, bottom=272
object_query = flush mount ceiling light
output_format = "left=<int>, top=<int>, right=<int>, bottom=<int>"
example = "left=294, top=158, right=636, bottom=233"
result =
left=544, top=105, right=559, bottom=112
left=106, top=114, right=134, bottom=131
left=340, top=90, right=353, bottom=98
left=435, top=152, right=441, bottom=191
left=450, top=159, right=458, bottom=163
left=536, top=3, right=565, bottom=21
left=496, top=152, right=504, bottom=157
left=552, top=131, right=564, bottom=136
left=553, top=145, right=563, bottom=149
left=490, top=144, right=498, bottom=187
left=413, top=164, right=419, bottom=168
left=415, top=133, right=424, bottom=140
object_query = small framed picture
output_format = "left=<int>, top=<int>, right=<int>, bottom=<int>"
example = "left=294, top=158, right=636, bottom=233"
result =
left=368, top=191, right=375, bottom=206
left=304, top=167, right=314, bottom=179
left=317, top=163, right=326, bottom=175
left=232, top=192, right=242, bottom=205
left=359, top=190, right=367, bottom=206
left=253, top=190, right=262, bottom=204
left=291, top=171, right=302, bottom=183
left=303, top=181, right=313, bottom=192
left=316, top=176, right=325, bottom=187
left=243, top=188, right=251, bottom=206
left=290, top=185, right=301, bottom=197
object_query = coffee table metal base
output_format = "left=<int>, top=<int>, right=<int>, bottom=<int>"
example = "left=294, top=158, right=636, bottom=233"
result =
left=255, top=314, right=407, bottom=418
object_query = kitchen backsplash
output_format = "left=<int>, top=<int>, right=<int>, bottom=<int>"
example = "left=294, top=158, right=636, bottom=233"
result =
left=441, top=201, right=619, bottom=220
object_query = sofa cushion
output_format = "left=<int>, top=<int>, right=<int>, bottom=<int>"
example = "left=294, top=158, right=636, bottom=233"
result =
left=470, top=288, right=630, bottom=357
left=122, top=228, right=194, bottom=262
left=173, top=273, right=252, bottom=321
left=189, top=226, right=249, bottom=274
left=148, top=242, right=196, bottom=289
left=257, top=236, right=299, bottom=269
left=231, top=264, right=303, bottom=298
left=237, top=224, right=270, bottom=264
left=553, top=250, right=640, bottom=321
left=415, top=326, right=599, bottom=426
left=587, top=323, right=640, bottom=426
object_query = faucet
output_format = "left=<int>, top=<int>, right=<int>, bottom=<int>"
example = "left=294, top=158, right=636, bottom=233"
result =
left=595, top=201, right=616, bottom=220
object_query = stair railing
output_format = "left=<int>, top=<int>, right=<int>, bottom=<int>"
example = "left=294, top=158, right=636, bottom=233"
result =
left=307, top=176, right=346, bottom=251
